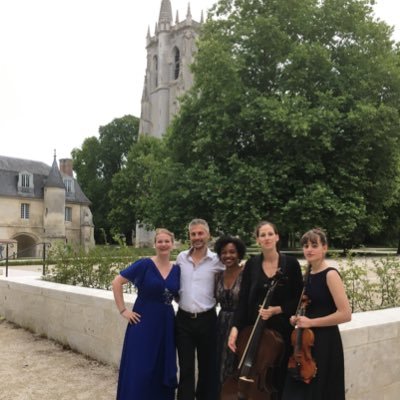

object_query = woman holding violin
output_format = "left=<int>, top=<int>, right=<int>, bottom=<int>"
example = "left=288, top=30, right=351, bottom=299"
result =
left=226, top=221, right=303, bottom=399
left=282, top=228, right=351, bottom=400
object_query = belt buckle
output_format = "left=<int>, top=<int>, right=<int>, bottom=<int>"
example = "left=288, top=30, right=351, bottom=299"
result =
left=190, top=312, right=197, bottom=319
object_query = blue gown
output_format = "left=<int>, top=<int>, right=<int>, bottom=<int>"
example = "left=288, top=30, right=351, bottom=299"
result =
left=116, top=258, right=180, bottom=400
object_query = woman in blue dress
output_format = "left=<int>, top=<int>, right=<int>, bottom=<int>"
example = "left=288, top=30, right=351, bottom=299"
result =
left=112, top=228, right=180, bottom=400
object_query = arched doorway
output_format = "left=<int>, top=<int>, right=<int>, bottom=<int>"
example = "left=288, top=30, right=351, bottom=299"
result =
left=13, top=234, right=37, bottom=258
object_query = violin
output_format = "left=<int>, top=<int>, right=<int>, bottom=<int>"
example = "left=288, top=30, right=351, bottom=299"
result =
left=220, top=271, right=285, bottom=400
left=287, top=267, right=317, bottom=384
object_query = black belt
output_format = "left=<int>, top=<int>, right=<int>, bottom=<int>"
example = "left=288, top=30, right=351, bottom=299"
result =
left=178, top=307, right=215, bottom=319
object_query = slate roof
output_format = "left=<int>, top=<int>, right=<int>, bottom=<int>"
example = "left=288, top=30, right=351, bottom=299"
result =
left=0, top=155, right=91, bottom=204
left=46, top=157, right=66, bottom=189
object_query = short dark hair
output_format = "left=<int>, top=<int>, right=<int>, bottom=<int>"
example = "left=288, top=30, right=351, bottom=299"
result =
left=214, top=235, right=246, bottom=260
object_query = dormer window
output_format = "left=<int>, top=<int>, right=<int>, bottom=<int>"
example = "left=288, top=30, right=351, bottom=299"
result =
left=18, top=171, right=34, bottom=194
left=63, top=178, right=74, bottom=194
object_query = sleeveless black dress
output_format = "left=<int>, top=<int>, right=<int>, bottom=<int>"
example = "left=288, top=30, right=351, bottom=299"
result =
left=282, top=267, right=346, bottom=400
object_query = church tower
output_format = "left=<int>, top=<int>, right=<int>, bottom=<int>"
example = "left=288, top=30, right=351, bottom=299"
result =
left=139, top=0, right=203, bottom=138
left=135, top=1, right=204, bottom=247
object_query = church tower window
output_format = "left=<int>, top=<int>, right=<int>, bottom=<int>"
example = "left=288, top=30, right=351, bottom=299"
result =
left=173, top=47, right=180, bottom=80
left=153, top=55, right=158, bottom=88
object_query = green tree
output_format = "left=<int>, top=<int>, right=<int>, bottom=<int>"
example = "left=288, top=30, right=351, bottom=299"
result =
left=72, top=115, right=139, bottom=243
left=150, top=0, right=400, bottom=246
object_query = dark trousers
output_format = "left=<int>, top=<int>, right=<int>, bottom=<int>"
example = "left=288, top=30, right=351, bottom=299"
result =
left=176, top=308, right=218, bottom=400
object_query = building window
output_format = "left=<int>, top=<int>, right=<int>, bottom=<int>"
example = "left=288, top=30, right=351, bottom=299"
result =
left=173, top=47, right=180, bottom=80
left=65, top=207, right=72, bottom=222
left=64, top=178, right=74, bottom=193
left=21, top=173, right=30, bottom=187
left=21, top=203, right=30, bottom=219
left=153, top=55, right=158, bottom=88
left=18, top=171, right=34, bottom=194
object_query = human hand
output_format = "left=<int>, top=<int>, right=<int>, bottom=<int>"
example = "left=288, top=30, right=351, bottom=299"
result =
left=293, top=316, right=312, bottom=328
left=228, top=327, right=238, bottom=353
left=121, top=309, right=141, bottom=324
left=259, top=306, right=276, bottom=320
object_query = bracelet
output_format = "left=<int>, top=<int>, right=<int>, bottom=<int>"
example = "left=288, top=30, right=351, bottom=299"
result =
left=119, top=308, right=126, bottom=314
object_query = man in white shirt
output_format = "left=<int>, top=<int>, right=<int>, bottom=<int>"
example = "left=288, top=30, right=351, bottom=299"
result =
left=176, top=219, right=224, bottom=400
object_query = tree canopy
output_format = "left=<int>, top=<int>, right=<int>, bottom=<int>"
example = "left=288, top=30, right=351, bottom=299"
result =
left=128, top=0, right=400, bottom=245
left=72, top=115, right=139, bottom=243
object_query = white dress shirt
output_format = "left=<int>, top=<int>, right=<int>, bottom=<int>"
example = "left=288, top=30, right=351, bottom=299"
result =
left=177, top=248, right=225, bottom=313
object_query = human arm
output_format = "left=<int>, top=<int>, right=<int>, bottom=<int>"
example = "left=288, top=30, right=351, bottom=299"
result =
left=228, top=258, right=255, bottom=351
left=112, top=274, right=141, bottom=324
left=261, top=257, right=303, bottom=320
left=228, top=326, right=239, bottom=352
left=295, top=269, right=351, bottom=328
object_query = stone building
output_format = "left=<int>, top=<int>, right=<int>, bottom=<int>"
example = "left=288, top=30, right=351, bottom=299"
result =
left=0, top=155, right=95, bottom=258
left=136, top=0, right=203, bottom=245
left=139, top=0, right=203, bottom=138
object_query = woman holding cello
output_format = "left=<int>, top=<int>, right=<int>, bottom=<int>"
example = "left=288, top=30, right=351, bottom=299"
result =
left=282, top=228, right=351, bottom=400
left=226, top=221, right=303, bottom=399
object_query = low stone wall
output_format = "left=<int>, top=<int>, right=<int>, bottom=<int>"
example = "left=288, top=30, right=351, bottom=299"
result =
left=340, top=307, right=400, bottom=400
left=0, top=275, right=399, bottom=399
left=0, top=275, right=132, bottom=367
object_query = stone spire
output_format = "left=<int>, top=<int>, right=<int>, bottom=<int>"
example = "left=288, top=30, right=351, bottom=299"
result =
left=158, top=0, right=172, bottom=25
left=186, top=3, right=192, bottom=19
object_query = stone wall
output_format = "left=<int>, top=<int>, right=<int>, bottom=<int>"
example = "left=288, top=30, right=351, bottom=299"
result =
left=0, top=275, right=398, bottom=399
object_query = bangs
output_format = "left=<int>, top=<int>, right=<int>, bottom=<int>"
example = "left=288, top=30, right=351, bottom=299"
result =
left=300, top=230, right=324, bottom=246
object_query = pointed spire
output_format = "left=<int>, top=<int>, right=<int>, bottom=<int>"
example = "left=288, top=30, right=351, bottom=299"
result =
left=175, top=10, right=179, bottom=24
left=147, top=25, right=150, bottom=38
left=186, top=3, right=192, bottom=20
left=158, top=0, right=172, bottom=25
left=46, top=152, right=65, bottom=189
left=200, top=10, right=204, bottom=23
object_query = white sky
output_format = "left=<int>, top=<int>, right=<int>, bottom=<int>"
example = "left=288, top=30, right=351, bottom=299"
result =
left=0, top=0, right=399, bottom=164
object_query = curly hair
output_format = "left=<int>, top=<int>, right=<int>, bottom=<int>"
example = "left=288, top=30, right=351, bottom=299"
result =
left=214, top=235, right=246, bottom=260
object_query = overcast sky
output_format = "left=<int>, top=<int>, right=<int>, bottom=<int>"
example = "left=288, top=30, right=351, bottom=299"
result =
left=0, top=0, right=399, bottom=164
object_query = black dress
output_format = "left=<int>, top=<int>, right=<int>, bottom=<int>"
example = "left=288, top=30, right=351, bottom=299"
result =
left=282, top=267, right=346, bottom=400
left=232, top=253, right=303, bottom=399
left=215, top=268, right=244, bottom=391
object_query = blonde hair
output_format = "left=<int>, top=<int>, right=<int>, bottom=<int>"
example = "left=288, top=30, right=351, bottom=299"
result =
left=154, top=228, right=175, bottom=243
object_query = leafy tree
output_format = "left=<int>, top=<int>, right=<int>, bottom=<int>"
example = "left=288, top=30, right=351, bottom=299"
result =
left=144, top=0, right=400, bottom=246
left=72, top=115, right=139, bottom=243
left=108, top=135, right=167, bottom=241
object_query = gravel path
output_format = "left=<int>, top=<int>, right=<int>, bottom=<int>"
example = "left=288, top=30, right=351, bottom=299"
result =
left=0, top=318, right=118, bottom=400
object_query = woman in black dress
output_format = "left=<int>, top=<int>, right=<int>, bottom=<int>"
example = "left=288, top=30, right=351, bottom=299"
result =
left=227, top=221, right=303, bottom=399
left=282, top=228, right=351, bottom=400
left=214, top=236, right=246, bottom=396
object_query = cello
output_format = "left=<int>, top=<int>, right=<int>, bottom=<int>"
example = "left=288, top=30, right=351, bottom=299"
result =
left=220, top=270, right=285, bottom=400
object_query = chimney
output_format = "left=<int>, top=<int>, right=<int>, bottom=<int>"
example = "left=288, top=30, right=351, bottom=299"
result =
left=59, top=158, right=73, bottom=177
